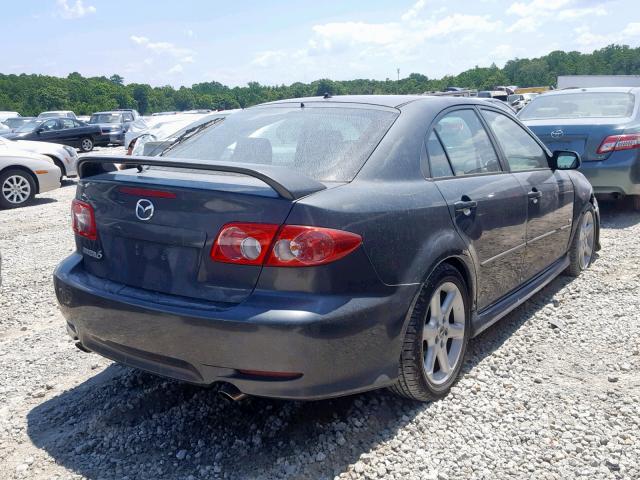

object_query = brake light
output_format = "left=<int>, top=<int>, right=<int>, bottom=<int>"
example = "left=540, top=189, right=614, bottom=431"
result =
left=597, top=134, right=640, bottom=154
left=210, top=223, right=362, bottom=267
left=71, top=199, right=97, bottom=240
left=211, top=223, right=280, bottom=265
left=266, top=226, right=362, bottom=267
left=118, top=186, right=177, bottom=198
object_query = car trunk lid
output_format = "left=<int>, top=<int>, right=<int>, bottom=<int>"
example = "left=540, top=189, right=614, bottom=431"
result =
left=525, top=118, right=630, bottom=162
left=76, top=156, right=328, bottom=304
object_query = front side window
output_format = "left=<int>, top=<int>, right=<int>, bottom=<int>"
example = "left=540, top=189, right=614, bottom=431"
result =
left=434, top=110, right=501, bottom=176
left=483, top=110, right=548, bottom=171
left=41, top=120, right=59, bottom=131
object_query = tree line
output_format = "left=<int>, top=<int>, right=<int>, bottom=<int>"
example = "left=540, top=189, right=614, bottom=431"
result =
left=2, top=44, right=640, bottom=116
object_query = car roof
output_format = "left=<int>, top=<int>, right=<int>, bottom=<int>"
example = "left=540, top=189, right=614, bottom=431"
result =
left=542, top=87, right=640, bottom=96
left=258, top=94, right=499, bottom=110
left=92, top=111, right=123, bottom=114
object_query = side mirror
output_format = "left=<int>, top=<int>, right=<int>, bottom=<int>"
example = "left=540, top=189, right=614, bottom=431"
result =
left=550, top=150, right=581, bottom=170
left=35, top=127, right=44, bottom=134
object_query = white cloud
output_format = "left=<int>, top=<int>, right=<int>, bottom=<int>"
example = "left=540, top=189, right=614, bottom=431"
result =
left=129, top=35, right=195, bottom=63
left=401, top=0, right=427, bottom=22
left=56, top=0, right=96, bottom=19
left=622, top=22, right=640, bottom=37
left=506, top=17, right=540, bottom=33
left=252, top=50, right=289, bottom=67
left=168, top=64, right=184, bottom=74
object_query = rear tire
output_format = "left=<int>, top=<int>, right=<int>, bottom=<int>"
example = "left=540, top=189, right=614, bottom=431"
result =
left=390, top=263, right=470, bottom=402
left=0, top=169, right=36, bottom=209
left=565, top=205, right=596, bottom=277
left=80, top=137, right=94, bottom=152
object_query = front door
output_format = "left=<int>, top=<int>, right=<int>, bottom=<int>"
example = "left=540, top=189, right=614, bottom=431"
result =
left=480, top=108, right=574, bottom=280
left=428, top=108, right=528, bottom=311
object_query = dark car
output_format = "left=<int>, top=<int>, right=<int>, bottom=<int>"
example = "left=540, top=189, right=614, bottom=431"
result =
left=89, top=111, right=136, bottom=146
left=2, top=116, right=36, bottom=133
left=520, top=87, right=640, bottom=210
left=7, top=118, right=101, bottom=152
left=54, top=95, right=599, bottom=401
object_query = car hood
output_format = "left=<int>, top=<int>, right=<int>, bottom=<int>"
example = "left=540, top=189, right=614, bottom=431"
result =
left=0, top=146, right=52, bottom=163
left=12, top=139, right=68, bottom=156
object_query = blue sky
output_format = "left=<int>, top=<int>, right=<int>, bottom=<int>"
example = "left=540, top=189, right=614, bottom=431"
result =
left=2, top=0, right=640, bottom=87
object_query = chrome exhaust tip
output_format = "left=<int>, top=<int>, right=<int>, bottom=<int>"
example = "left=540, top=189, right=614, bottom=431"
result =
left=218, top=383, right=248, bottom=402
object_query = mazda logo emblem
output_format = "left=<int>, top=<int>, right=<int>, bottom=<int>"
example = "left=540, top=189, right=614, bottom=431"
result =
left=551, top=129, right=564, bottom=139
left=135, top=199, right=155, bottom=221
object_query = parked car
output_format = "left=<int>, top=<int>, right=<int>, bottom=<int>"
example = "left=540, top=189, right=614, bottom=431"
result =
left=0, top=111, right=21, bottom=122
left=477, top=90, right=509, bottom=101
left=0, top=137, right=78, bottom=178
left=113, top=108, right=141, bottom=119
left=38, top=111, right=77, bottom=119
left=520, top=87, right=640, bottom=210
left=0, top=143, right=60, bottom=208
left=77, top=115, right=91, bottom=123
left=2, top=116, right=36, bottom=133
left=54, top=95, right=599, bottom=402
left=127, top=110, right=237, bottom=155
left=508, top=93, right=538, bottom=111
left=88, top=111, right=136, bottom=146
left=6, top=117, right=101, bottom=152
left=0, top=123, right=10, bottom=136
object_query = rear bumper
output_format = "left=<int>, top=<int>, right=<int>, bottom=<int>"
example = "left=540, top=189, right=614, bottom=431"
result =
left=54, top=254, right=416, bottom=400
left=579, top=151, right=640, bottom=195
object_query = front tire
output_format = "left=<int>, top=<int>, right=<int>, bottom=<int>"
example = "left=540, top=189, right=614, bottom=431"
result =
left=0, top=169, right=36, bottom=209
left=390, top=263, right=470, bottom=401
left=80, top=137, right=94, bottom=152
left=565, top=205, right=596, bottom=277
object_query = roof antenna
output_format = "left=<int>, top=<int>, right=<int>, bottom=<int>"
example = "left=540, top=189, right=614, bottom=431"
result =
left=300, top=102, right=305, bottom=108
left=323, top=92, right=331, bottom=99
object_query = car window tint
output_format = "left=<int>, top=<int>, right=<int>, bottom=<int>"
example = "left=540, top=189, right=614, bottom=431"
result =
left=435, top=110, right=500, bottom=176
left=61, top=119, right=76, bottom=129
left=123, top=113, right=133, bottom=121
left=483, top=110, right=548, bottom=171
left=41, top=120, right=59, bottom=131
left=426, top=131, right=453, bottom=177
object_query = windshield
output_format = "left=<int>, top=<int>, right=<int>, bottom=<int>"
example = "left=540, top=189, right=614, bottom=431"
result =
left=163, top=106, right=398, bottom=182
left=520, top=92, right=636, bottom=120
left=15, top=119, right=43, bottom=133
left=90, top=113, right=122, bottom=124
left=3, top=118, right=29, bottom=128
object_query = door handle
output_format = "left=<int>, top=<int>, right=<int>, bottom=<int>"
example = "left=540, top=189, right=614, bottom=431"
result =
left=454, top=199, right=478, bottom=216
left=528, top=189, right=542, bottom=203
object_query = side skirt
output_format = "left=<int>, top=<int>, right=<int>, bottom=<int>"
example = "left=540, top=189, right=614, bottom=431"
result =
left=471, top=255, right=570, bottom=337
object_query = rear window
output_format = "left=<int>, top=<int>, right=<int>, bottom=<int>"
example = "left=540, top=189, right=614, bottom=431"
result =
left=163, top=106, right=398, bottom=182
left=90, top=113, right=122, bottom=124
left=520, top=92, right=636, bottom=120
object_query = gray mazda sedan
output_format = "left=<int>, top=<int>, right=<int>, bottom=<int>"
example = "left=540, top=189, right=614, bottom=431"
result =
left=54, top=95, right=599, bottom=401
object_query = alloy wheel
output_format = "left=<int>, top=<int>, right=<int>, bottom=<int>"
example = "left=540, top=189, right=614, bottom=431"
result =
left=422, top=281, right=466, bottom=385
left=81, top=139, right=93, bottom=151
left=2, top=175, right=31, bottom=205
left=579, top=211, right=595, bottom=269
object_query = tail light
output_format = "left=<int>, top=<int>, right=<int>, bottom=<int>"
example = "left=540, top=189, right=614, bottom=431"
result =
left=597, top=134, right=640, bottom=154
left=71, top=199, right=97, bottom=240
left=211, top=223, right=279, bottom=265
left=211, top=223, right=362, bottom=267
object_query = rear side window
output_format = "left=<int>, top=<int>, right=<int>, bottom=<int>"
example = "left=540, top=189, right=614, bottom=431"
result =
left=435, top=110, right=501, bottom=176
left=483, top=110, right=548, bottom=171
left=426, top=131, right=453, bottom=178
left=165, top=106, right=398, bottom=182
left=61, top=119, right=76, bottom=129
left=41, top=119, right=59, bottom=131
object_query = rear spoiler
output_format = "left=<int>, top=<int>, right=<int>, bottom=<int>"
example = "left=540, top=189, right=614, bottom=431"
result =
left=77, top=155, right=327, bottom=201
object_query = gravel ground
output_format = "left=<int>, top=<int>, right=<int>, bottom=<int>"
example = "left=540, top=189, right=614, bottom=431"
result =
left=0, top=154, right=639, bottom=479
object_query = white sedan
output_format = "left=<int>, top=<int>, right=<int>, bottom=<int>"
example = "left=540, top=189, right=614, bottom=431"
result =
left=0, top=137, right=78, bottom=177
left=0, top=146, right=60, bottom=208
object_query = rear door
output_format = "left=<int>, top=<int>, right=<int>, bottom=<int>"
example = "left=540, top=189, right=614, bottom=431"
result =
left=481, top=109, right=573, bottom=280
left=428, top=108, right=528, bottom=310
left=60, top=118, right=82, bottom=146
